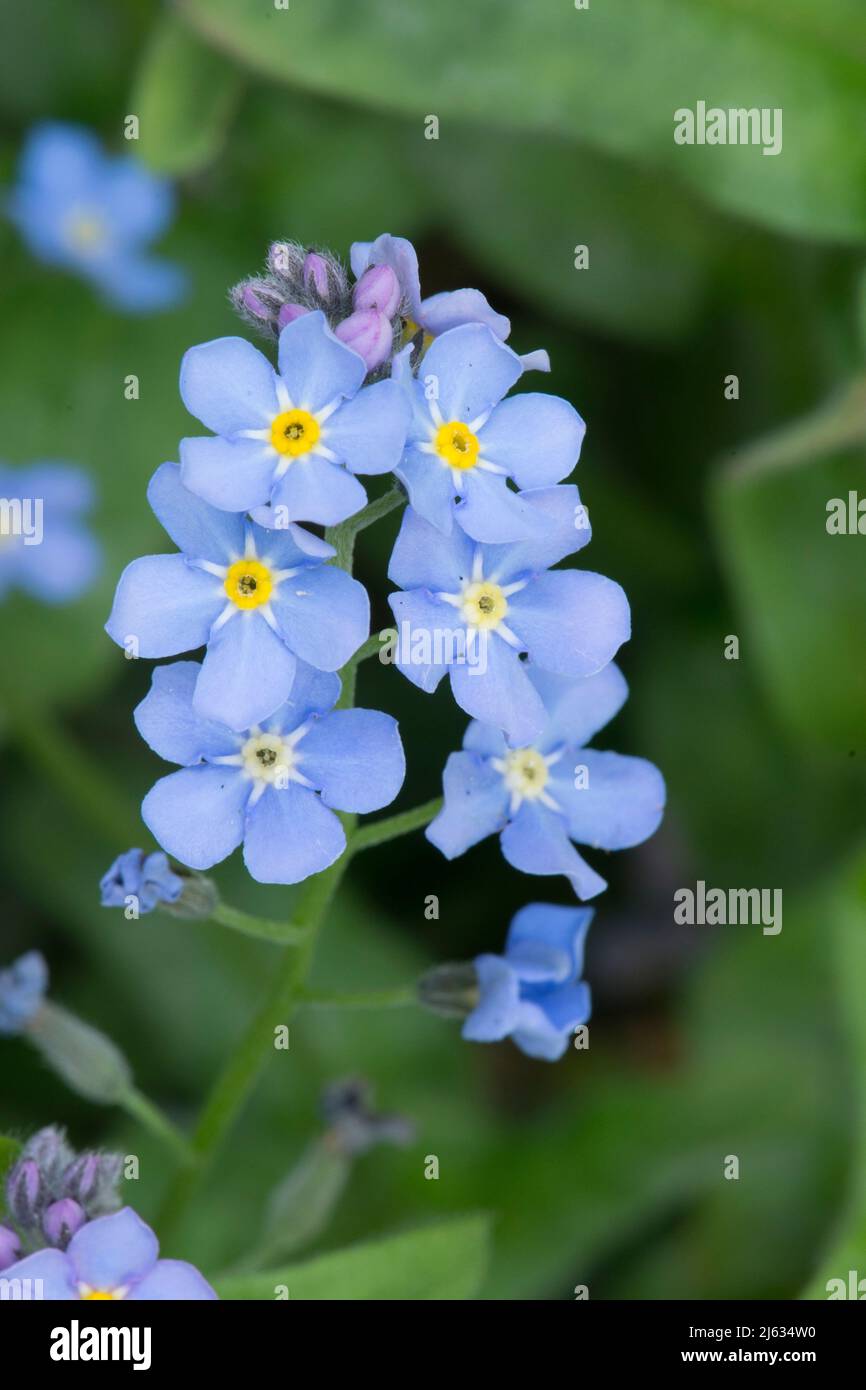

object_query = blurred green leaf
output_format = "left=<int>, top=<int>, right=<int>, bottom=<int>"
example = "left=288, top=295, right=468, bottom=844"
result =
left=181, top=0, right=866, bottom=241
left=0, top=1136, right=21, bottom=1219
left=131, top=12, right=242, bottom=175
left=215, top=1213, right=491, bottom=1300
left=711, top=381, right=866, bottom=752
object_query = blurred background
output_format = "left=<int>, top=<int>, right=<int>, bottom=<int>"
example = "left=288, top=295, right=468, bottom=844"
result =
left=2, top=0, right=866, bottom=1299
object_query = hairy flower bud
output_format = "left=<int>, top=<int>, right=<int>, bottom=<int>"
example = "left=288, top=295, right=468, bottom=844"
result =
left=416, top=961, right=481, bottom=1019
left=334, top=308, right=393, bottom=371
left=303, top=251, right=330, bottom=301
left=277, top=302, right=310, bottom=328
left=43, top=1197, right=85, bottom=1250
left=27, top=1002, right=133, bottom=1105
left=6, top=1157, right=45, bottom=1227
left=353, top=264, right=401, bottom=318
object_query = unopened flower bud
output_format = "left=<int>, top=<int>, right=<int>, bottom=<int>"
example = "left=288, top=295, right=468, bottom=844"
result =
left=277, top=302, right=310, bottom=329
left=268, top=240, right=304, bottom=280
left=334, top=308, right=393, bottom=371
left=61, top=1152, right=100, bottom=1207
left=162, top=869, right=219, bottom=921
left=303, top=251, right=330, bottom=301
left=43, top=1197, right=85, bottom=1250
left=416, top=961, right=480, bottom=1019
left=353, top=264, right=401, bottom=318
left=241, top=285, right=272, bottom=321
left=0, top=1225, right=21, bottom=1271
left=27, top=1002, right=133, bottom=1105
left=21, top=1126, right=74, bottom=1189
left=6, top=1157, right=45, bottom=1227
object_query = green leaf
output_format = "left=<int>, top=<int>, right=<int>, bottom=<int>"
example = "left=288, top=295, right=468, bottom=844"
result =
left=711, top=380, right=866, bottom=751
left=215, top=1214, right=491, bottom=1300
left=180, top=0, right=866, bottom=241
left=131, top=12, right=242, bottom=175
left=0, top=1136, right=21, bottom=1219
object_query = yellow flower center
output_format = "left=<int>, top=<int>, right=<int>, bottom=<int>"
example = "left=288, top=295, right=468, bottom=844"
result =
left=241, top=733, right=294, bottom=784
left=435, top=420, right=480, bottom=471
left=461, top=580, right=507, bottom=630
left=270, top=408, right=320, bottom=458
left=80, top=1288, right=123, bottom=1300
left=224, top=559, right=273, bottom=610
left=502, top=748, right=549, bottom=800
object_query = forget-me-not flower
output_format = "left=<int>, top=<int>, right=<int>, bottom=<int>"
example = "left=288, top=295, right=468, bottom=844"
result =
left=105, top=462, right=369, bottom=731
left=0, top=951, right=48, bottom=1035
left=136, top=660, right=405, bottom=883
left=388, top=487, right=629, bottom=747
left=351, top=232, right=550, bottom=371
left=427, top=663, right=665, bottom=899
left=8, top=123, right=185, bottom=313
left=464, top=902, right=593, bottom=1061
left=178, top=310, right=409, bottom=525
left=392, top=323, right=585, bottom=541
left=2, top=1207, right=216, bottom=1299
left=0, top=463, right=100, bottom=604
left=99, top=849, right=184, bottom=915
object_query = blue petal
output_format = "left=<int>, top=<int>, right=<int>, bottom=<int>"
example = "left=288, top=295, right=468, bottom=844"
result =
left=95, top=255, right=186, bottom=314
left=19, top=462, right=94, bottom=512
left=142, top=766, right=249, bottom=870
left=478, top=394, right=585, bottom=489
left=269, top=565, right=369, bottom=671
left=180, top=434, right=277, bottom=512
left=387, top=504, right=475, bottom=591
left=68, top=1209, right=157, bottom=1292
left=519, top=349, right=551, bottom=373
left=277, top=311, right=365, bottom=413
left=268, top=457, right=367, bottom=527
left=462, top=955, right=520, bottom=1042
left=505, top=902, right=593, bottom=983
left=510, top=998, right=584, bottom=1061
left=134, top=661, right=240, bottom=766
left=421, top=324, right=521, bottom=422
left=549, top=751, right=666, bottom=850
left=180, top=336, right=279, bottom=435
left=395, top=449, right=456, bottom=535
left=127, top=1259, right=217, bottom=1301
left=243, top=783, right=345, bottom=883
left=194, top=613, right=297, bottom=731
left=0, top=950, right=48, bottom=1035
left=147, top=462, right=244, bottom=564
left=388, top=589, right=465, bottom=693
left=527, top=981, right=592, bottom=1034
left=420, top=288, right=510, bottom=341
left=500, top=802, right=607, bottom=899
left=249, top=510, right=336, bottom=559
left=100, top=158, right=174, bottom=243
left=18, top=521, right=100, bottom=603
left=425, top=751, right=509, bottom=858
left=506, top=570, right=630, bottom=677
left=264, top=662, right=341, bottom=732
left=17, top=122, right=102, bottom=193
left=528, top=663, right=628, bottom=753
left=323, top=378, right=409, bottom=475
left=1, top=1247, right=75, bottom=1299
left=462, top=721, right=508, bottom=758
left=300, top=709, right=405, bottom=812
left=481, top=485, right=590, bottom=583
left=255, top=522, right=335, bottom=567
left=450, top=639, right=547, bottom=746
left=455, top=469, right=548, bottom=543
left=105, top=555, right=222, bottom=657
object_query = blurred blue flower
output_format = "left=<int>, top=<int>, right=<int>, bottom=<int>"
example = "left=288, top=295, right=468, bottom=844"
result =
left=135, top=659, right=405, bottom=883
left=8, top=123, right=186, bottom=313
left=99, top=849, right=183, bottom=915
left=388, top=488, right=629, bottom=746
left=0, top=463, right=100, bottom=604
left=105, top=462, right=369, bottom=731
left=392, top=323, right=585, bottom=541
left=351, top=232, right=549, bottom=370
left=465, top=902, right=593, bottom=1061
left=427, top=663, right=665, bottom=899
left=178, top=310, right=409, bottom=525
left=2, top=1207, right=216, bottom=1300
left=0, top=951, right=48, bottom=1036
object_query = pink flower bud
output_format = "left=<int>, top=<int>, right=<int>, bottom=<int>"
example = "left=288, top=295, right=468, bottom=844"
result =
left=335, top=309, right=393, bottom=371
left=278, top=303, right=310, bottom=329
left=43, top=1197, right=85, bottom=1249
left=241, top=286, right=271, bottom=321
left=303, top=252, right=330, bottom=300
left=353, top=264, right=401, bottom=318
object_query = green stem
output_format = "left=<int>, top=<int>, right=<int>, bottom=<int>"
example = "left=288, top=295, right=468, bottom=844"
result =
left=156, top=821, right=355, bottom=1243
left=351, top=797, right=442, bottom=855
left=120, top=1088, right=196, bottom=1165
left=298, top=984, right=416, bottom=1010
left=210, top=902, right=309, bottom=946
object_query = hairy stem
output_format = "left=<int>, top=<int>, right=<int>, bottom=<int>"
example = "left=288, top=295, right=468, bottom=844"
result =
left=297, top=984, right=416, bottom=1010
left=120, top=1088, right=196, bottom=1166
left=210, top=902, right=309, bottom=946
left=350, top=797, right=442, bottom=855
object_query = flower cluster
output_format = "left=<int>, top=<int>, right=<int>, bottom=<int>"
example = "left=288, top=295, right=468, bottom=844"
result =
left=105, top=230, right=664, bottom=1059
left=1, top=1126, right=123, bottom=1270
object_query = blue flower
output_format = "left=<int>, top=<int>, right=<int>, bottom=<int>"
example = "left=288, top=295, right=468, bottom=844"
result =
left=99, top=849, right=184, bottom=915
left=387, top=488, right=629, bottom=746
left=392, top=324, right=585, bottom=541
left=178, top=310, right=409, bottom=524
left=8, top=123, right=185, bottom=313
left=135, top=659, right=405, bottom=883
left=427, top=663, right=665, bottom=899
left=0, top=951, right=48, bottom=1036
left=0, top=463, right=100, bottom=604
left=465, top=903, right=593, bottom=1061
left=350, top=233, right=550, bottom=371
left=2, top=1207, right=216, bottom=1300
left=105, top=462, right=369, bottom=731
